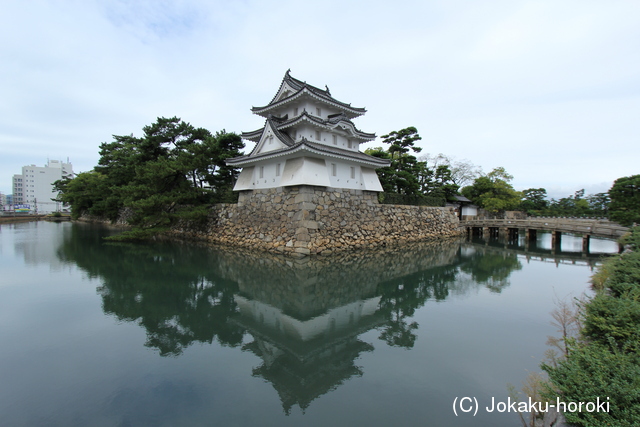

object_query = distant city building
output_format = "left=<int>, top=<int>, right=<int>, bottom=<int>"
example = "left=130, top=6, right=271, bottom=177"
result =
left=12, top=174, right=24, bottom=204
left=2, top=192, right=16, bottom=212
left=11, top=160, right=74, bottom=213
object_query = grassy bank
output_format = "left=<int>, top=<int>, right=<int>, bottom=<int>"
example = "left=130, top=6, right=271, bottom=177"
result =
left=542, top=227, right=640, bottom=426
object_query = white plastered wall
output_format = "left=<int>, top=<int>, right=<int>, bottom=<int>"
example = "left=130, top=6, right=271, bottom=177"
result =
left=233, top=158, right=384, bottom=192
left=280, top=157, right=331, bottom=188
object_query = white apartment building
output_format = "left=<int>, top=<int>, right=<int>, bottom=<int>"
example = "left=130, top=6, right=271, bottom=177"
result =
left=12, top=160, right=74, bottom=213
left=12, top=174, right=25, bottom=204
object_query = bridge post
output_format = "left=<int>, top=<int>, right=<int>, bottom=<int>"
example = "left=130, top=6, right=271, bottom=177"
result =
left=492, top=227, right=498, bottom=239
left=483, top=227, right=490, bottom=239
left=551, top=231, right=562, bottom=252
left=519, top=228, right=527, bottom=242
left=523, top=229, right=531, bottom=249
left=582, top=235, right=590, bottom=254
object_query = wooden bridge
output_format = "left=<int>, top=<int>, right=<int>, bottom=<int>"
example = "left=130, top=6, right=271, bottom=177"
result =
left=461, top=217, right=630, bottom=253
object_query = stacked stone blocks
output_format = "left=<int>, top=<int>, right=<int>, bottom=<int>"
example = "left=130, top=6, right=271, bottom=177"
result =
left=173, top=185, right=462, bottom=257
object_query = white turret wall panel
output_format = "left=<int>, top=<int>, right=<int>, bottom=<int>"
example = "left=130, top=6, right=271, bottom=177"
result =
left=360, top=167, right=384, bottom=192
left=233, top=166, right=255, bottom=191
left=326, top=161, right=364, bottom=190
left=280, top=157, right=331, bottom=188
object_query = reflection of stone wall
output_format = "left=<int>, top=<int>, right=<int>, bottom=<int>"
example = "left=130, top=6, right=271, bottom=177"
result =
left=207, top=238, right=461, bottom=319
left=172, top=186, right=462, bottom=257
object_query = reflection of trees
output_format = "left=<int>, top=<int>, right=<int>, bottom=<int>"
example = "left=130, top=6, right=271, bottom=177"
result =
left=56, top=224, right=526, bottom=360
left=374, top=247, right=523, bottom=348
left=52, top=224, right=530, bottom=415
left=459, top=250, right=522, bottom=293
left=57, top=224, right=243, bottom=356
left=376, top=265, right=459, bottom=348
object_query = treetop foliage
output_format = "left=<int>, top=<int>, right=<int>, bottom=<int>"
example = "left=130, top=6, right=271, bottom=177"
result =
left=609, top=174, right=640, bottom=226
left=54, top=117, right=244, bottom=237
left=367, top=127, right=463, bottom=203
left=461, top=167, right=522, bottom=213
left=419, top=153, right=483, bottom=188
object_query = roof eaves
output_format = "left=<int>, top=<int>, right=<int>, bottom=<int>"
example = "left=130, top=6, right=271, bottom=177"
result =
left=226, top=139, right=390, bottom=168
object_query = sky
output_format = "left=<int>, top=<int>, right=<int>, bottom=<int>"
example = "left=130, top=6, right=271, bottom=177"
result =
left=1, top=0, right=639, bottom=199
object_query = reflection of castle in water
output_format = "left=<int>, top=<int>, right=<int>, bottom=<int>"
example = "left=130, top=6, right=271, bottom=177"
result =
left=58, top=223, right=570, bottom=414
left=220, top=241, right=461, bottom=414
left=235, top=295, right=382, bottom=414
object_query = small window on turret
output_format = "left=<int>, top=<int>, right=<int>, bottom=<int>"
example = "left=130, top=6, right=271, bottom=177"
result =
left=315, top=130, right=321, bottom=141
left=332, top=163, right=337, bottom=177
left=276, top=163, right=281, bottom=177
left=347, top=139, right=352, bottom=149
left=259, top=167, right=264, bottom=179
left=333, top=135, right=337, bottom=145
left=294, top=107, right=298, bottom=116
left=316, top=107, right=321, bottom=117
left=351, top=167, right=355, bottom=179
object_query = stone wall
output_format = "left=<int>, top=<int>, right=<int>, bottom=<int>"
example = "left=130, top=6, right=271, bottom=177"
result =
left=171, top=185, right=462, bottom=257
left=78, top=207, right=134, bottom=227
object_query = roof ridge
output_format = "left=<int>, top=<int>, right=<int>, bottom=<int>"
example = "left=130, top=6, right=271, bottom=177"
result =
left=252, top=71, right=366, bottom=116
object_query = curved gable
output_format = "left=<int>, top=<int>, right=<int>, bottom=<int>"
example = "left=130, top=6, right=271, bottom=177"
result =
left=253, top=121, right=287, bottom=155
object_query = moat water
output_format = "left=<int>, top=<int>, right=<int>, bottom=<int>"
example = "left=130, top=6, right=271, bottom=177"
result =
left=0, top=221, right=618, bottom=426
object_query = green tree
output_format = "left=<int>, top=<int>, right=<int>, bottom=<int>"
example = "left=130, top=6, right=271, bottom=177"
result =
left=368, top=127, right=459, bottom=202
left=54, top=117, right=244, bottom=236
left=520, top=188, right=548, bottom=214
left=461, top=167, right=522, bottom=213
left=379, top=127, right=423, bottom=195
left=609, top=175, right=640, bottom=226
left=587, top=192, right=610, bottom=217
left=545, top=191, right=610, bottom=218
left=53, top=171, right=115, bottom=219
left=381, top=126, right=422, bottom=162
left=416, top=162, right=460, bottom=201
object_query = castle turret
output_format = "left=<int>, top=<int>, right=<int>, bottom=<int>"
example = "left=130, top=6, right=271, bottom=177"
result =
left=226, top=70, right=389, bottom=192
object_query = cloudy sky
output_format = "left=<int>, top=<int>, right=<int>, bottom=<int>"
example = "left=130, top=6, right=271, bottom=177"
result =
left=1, top=0, right=638, bottom=199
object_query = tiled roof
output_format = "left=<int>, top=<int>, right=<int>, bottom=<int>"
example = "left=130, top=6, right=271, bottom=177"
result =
left=241, top=114, right=292, bottom=143
left=242, top=112, right=375, bottom=143
left=453, top=195, right=472, bottom=203
left=244, top=117, right=296, bottom=157
left=252, top=70, right=367, bottom=118
left=226, top=138, right=390, bottom=168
